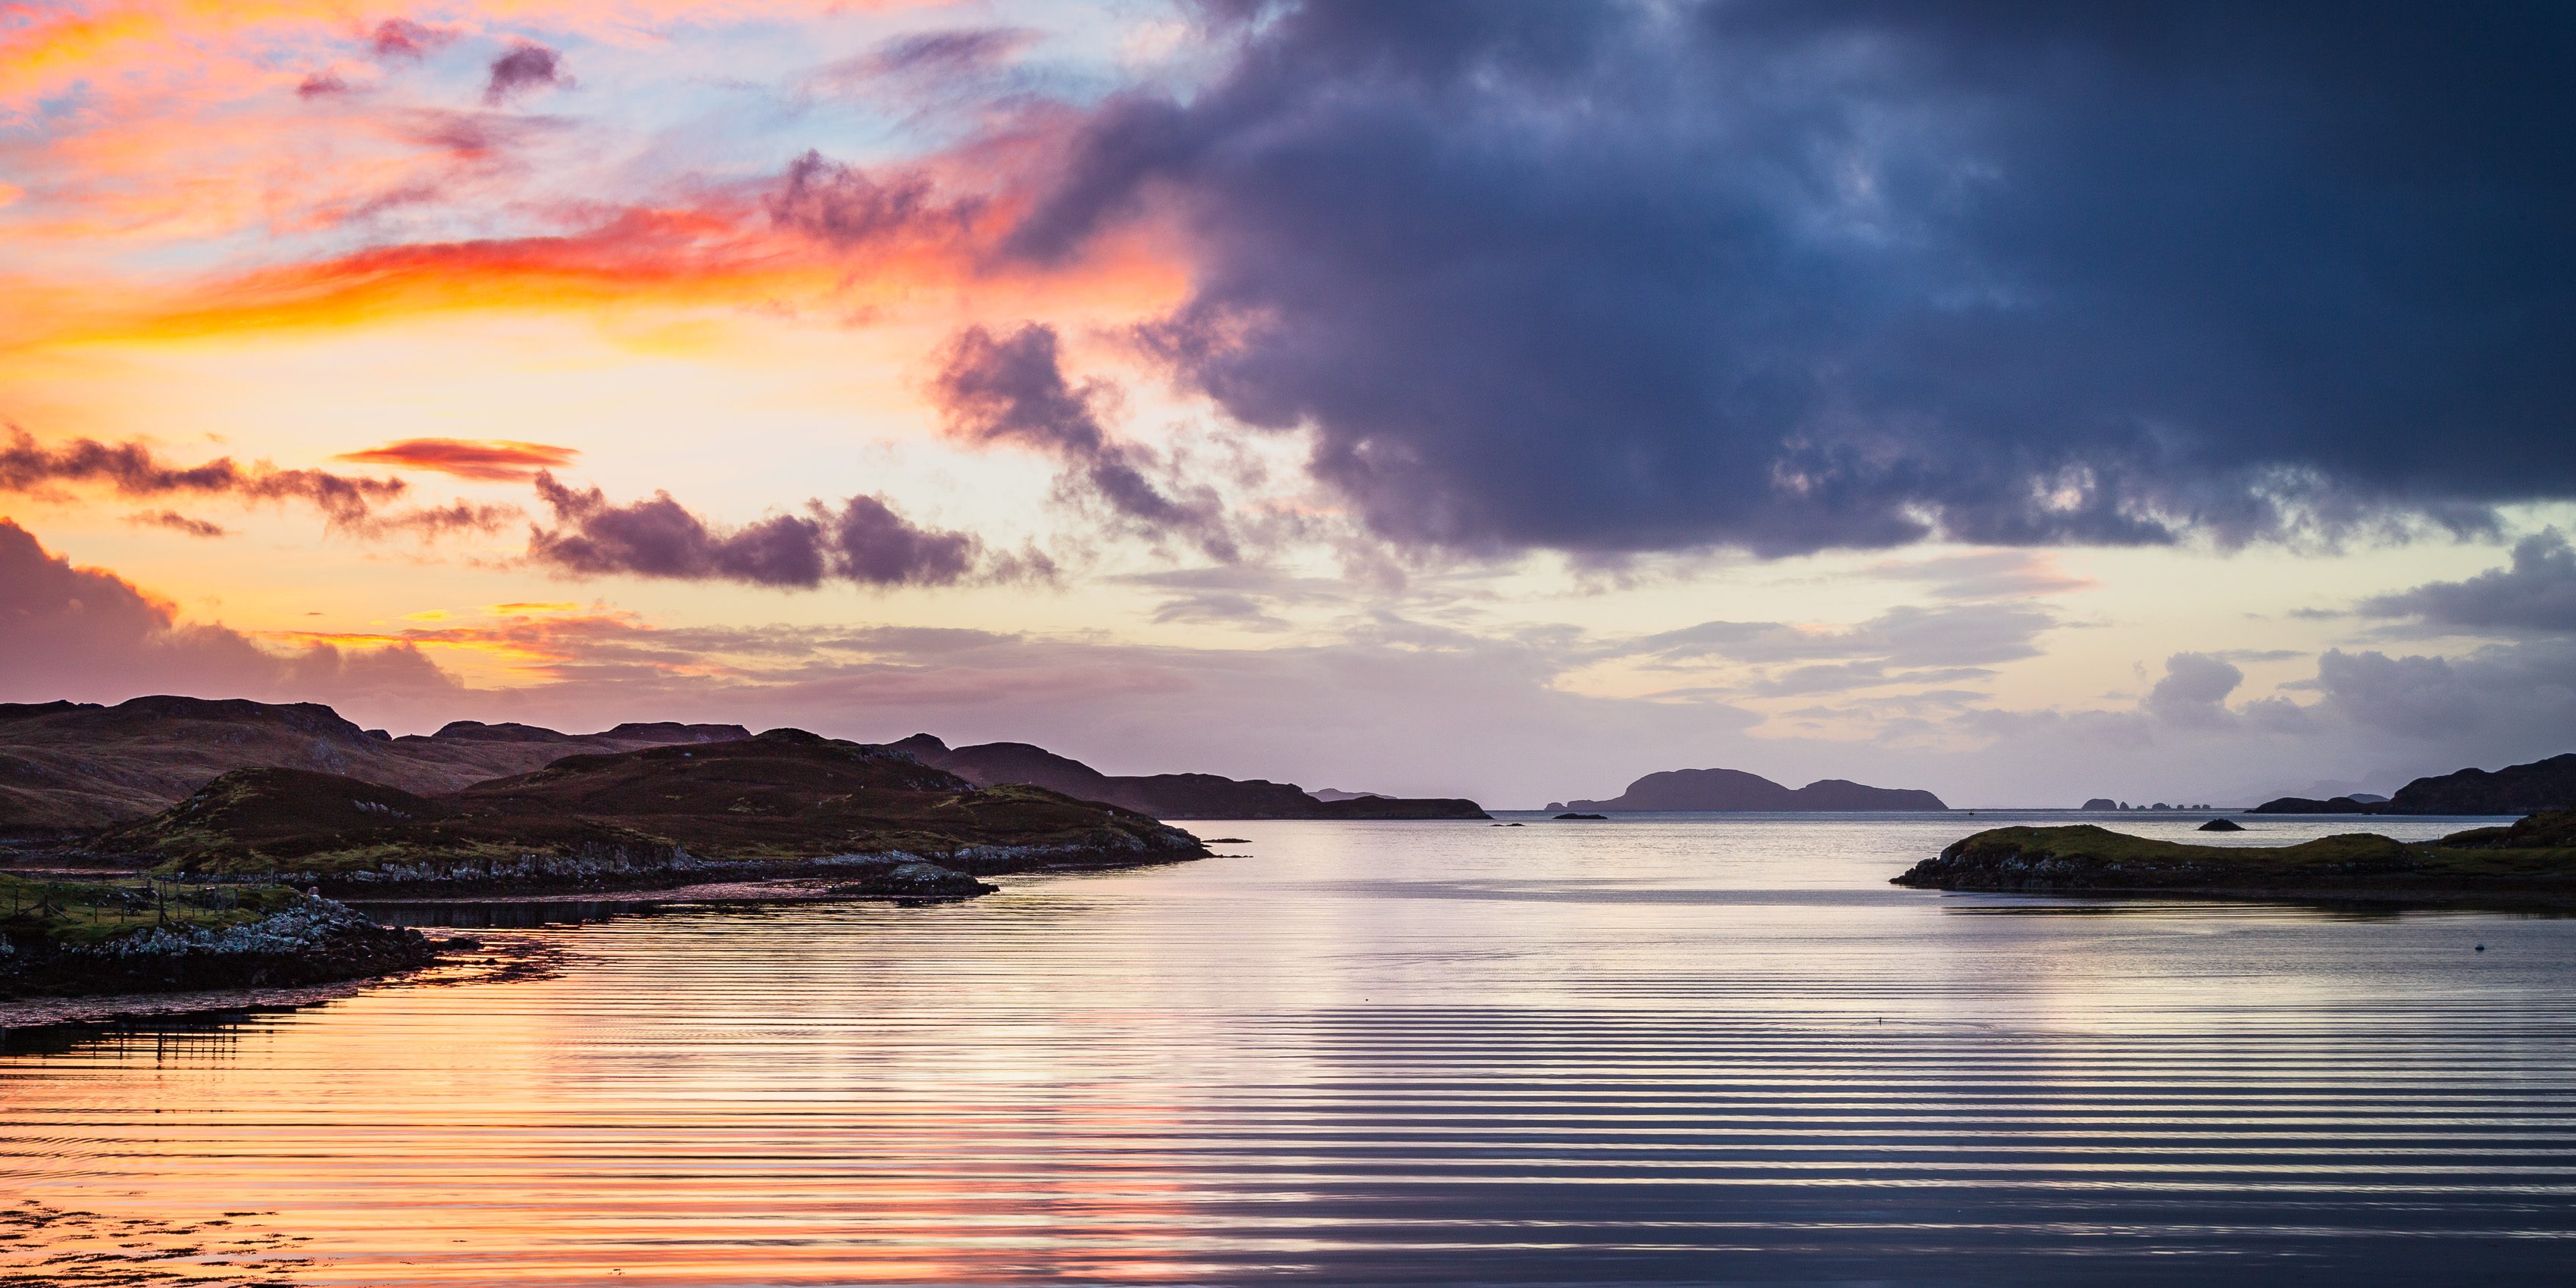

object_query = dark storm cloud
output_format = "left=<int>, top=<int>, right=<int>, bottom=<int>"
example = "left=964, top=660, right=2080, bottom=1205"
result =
left=526, top=474, right=988, bottom=589
left=1008, top=0, right=2576, bottom=557
left=930, top=323, right=1236, bottom=559
left=484, top=43, right=570, bottom=104
left=2359, top=530, right=2576, bottom=635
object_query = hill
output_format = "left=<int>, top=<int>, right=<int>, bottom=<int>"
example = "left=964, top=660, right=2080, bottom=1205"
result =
left=91, top=729, right=1209, bottom=896
left=888, top=734, right=1489, bottom=819
left=2251, top=752, right=2576, bottom=815
left=0, top=696, right=746, bottom=832
left=1551, top=767, right=1947, bottom=812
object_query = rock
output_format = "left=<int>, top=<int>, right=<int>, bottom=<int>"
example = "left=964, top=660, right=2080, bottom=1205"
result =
left=1553, top=813, right=1608, bottom=820
left=2082, top=798, right=2118, bottom=811
left=2197, top=818, right=2246, bottom=831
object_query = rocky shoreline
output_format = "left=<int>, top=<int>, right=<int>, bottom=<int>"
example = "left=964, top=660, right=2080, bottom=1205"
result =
left=2, top=896, right=443, bottom=998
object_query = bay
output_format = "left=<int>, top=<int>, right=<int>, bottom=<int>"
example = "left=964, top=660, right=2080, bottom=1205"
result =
left=6, top=813, right=2573, bottom=1284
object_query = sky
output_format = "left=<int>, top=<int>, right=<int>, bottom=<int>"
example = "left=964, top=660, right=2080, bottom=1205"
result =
left=3, top=0, right=2573, bottom=808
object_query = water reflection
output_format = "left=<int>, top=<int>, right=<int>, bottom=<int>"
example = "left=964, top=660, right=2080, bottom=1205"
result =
left=5, top=814, right=2572, bottom=1283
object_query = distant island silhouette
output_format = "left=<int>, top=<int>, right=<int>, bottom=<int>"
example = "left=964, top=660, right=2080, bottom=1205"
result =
left=1549, top=767, right=1946, bottom=812
left=2252, top=753, right=2576, bottom=815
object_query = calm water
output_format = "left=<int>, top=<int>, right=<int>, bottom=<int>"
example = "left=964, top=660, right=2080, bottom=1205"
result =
left=7, top=813, right=2575, bottom=1285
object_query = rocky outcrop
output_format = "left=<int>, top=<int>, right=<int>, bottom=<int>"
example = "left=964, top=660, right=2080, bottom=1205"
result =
left=1554, top=767, right=1947, bottom=812
left=2, top=896, right=439, bottom=998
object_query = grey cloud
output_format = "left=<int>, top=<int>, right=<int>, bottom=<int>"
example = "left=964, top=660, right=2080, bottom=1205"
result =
left=1865, top=552, right=2092, bottom=601
left=526, top=474, right=989, bottom=589
left=852, top=28, right=1036, bottom=78
left=765, top=152, right=962, bottom=247
left=2316, top=648, right=2480, bottom=738
left=2143, top=652, right=2243, bottom=727
left=372, top=19, right=456, bottom=62
left=2240, top=695, right=2318, bottom=734
left=2, top=426, right=406, bottom=529
left=1638, top=603, right=2053, bottom=669
left=1004, top=2, right=2576, bottom=558
left=930, top=323, right=1237, bottom=560
left=2359, top=530, right=2576, bottom=634
left=484, top=42, right=570, bottom=104
left=126, top=511, right=228, bottom=539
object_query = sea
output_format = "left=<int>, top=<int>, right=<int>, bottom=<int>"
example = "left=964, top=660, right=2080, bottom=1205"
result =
left=6, top=811, right=2574, bottom=1285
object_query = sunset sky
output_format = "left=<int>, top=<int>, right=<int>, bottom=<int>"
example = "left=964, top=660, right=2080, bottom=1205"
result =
left=5, top=1, right=2571, bottom=807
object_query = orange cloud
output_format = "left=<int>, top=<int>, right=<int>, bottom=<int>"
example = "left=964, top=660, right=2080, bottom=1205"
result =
left=337, top=437, right=580, bottom=480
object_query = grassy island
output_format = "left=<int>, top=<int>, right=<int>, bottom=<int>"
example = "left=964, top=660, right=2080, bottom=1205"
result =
left=1893, top=811, right=2576, bottom=905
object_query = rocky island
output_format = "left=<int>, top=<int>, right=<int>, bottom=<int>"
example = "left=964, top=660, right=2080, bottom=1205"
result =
left=1893, top=811, right=2576, bottom=906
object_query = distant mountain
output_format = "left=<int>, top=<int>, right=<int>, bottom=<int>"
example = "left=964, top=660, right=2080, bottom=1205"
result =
left=1309, top=788, right=1386, bottom=802
left=2252, top=753, right=2576, bottom=815
left=1550, top=767, right=1947, bottom=812
left=0, top=696, right=747, bottom=831
left=888, top=734, right=1488, bottom=820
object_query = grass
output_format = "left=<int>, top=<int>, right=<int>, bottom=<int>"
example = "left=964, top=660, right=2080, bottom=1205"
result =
left=1, top=873, right=307, bottom=948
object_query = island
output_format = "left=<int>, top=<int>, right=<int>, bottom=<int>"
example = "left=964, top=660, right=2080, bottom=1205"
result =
left=1550, top=767, right=1946, bottom=812
left=1891, top=811, right=2576, bottom=905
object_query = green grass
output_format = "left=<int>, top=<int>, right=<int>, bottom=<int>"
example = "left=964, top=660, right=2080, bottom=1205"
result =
left=0, top=873, right=305, bottom=948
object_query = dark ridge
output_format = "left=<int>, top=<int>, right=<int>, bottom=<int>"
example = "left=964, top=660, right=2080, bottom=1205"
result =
left=0, top=697, right=764, bottom=831
left=898, top=735, right=1488, bottom=820
left=1557, top=767, right=1946, bottom=812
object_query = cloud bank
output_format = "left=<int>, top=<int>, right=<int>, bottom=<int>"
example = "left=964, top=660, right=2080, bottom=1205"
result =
left=1008, top=1, right=2576, bottom=557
